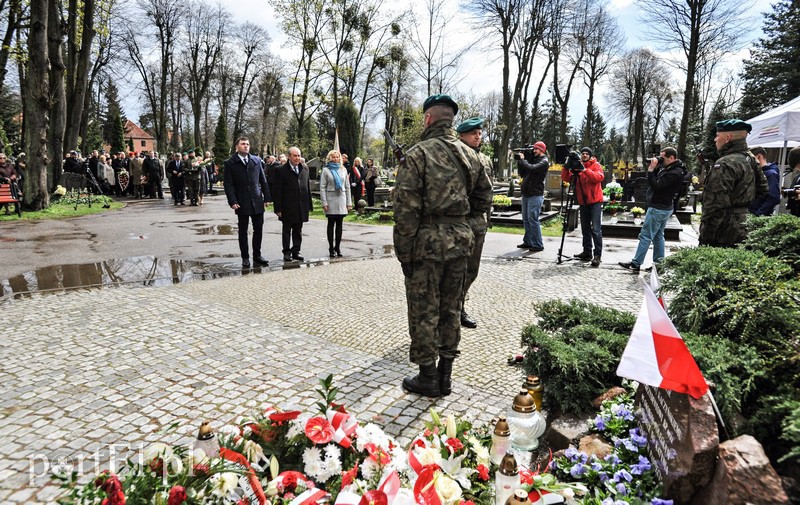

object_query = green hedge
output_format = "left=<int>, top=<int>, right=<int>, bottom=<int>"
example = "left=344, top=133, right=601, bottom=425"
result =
left=742, top=214, right=800, bottom=274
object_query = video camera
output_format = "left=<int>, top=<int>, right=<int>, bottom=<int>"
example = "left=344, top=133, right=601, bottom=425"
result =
left=565, top=151, right=583, bottom=172
left=645, top=155, right=665, bottom=167
left=513, top=145, right=536, bottom=162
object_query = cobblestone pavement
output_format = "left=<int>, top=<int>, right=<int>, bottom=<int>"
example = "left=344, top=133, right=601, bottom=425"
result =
left=0, top=195, right=696, bottom=503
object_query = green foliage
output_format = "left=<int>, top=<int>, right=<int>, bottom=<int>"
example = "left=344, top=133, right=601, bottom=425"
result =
left=213, top=114, right=230, bottom=173
left=0, top=121, right=10, bottom=155
left=108, top=111, right=126, bottom=154
left=534, top=299, right=635, bottom=335
left=741, top=214, right=800, bottom=274
left=777, top=399, right=800, bottom=463
left=521, top=320, right=628, bottom=415
left=335, top=98, right=361, bottom=159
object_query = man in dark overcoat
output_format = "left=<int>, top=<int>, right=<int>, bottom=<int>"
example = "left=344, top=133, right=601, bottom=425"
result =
left=272, top=146, right=312, bottom=262
left=223, top=137, right=272, bottom=269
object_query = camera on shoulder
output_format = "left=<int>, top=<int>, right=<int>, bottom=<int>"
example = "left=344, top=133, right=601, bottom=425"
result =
left=513, top=145, right=535, bottom=162
left=566, top=151, right=583, bottom=172
left=646, top=155, right=665, bottom=167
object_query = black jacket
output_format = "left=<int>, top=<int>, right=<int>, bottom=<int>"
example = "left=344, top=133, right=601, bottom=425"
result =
left=223, top=154, right=271, bottom=216
left=517, top=154, right=549, bottom=196
left=143, top=157, right=161, bottom=179
left=647, top=160, right=685, bottom=210
left=272, top=161, right=312, bottom=223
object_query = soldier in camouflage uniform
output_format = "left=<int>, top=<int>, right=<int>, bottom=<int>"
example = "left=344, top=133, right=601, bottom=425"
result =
left=700, top=119, right=768, bottom=247
left=455, top=117, right=493, bottom=329
left=393, top=95, right=493, bottom=398
left=184, top=152, right=202, bottom=206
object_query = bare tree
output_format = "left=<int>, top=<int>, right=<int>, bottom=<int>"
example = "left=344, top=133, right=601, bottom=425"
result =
left=636, top=0, right=748, bottom=159
left=62, top=0, right=96, bottom=154
left=409, top=0, right=468, bottom=96
left=0, top=0, right=26, bottom=92
left=229, top=23, right=271, bottom=142
left=580, top=4, right=623, bottom=148
left=22, top=0, right=50, bottom=209
left=181, top=1, right=227, bottom=152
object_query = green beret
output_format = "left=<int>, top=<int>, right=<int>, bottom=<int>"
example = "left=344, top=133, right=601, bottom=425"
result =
left=456, top=117, right=483, bottom=133
left=423, top=94, right=459, bottom=114
left=716, top=119, right=752, bottom=133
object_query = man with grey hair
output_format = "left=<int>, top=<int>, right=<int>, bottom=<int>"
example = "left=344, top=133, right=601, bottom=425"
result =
left=272, top=146, right=312, bottom=262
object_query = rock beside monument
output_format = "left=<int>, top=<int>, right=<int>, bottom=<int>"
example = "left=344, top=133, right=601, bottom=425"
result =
left=578, top=433, right=613, bottom=459
left=592, top=387, right=627, bottom=408
left=691, top=435, right=789, bottom=505
left=542, top=414, right=592, bottom=452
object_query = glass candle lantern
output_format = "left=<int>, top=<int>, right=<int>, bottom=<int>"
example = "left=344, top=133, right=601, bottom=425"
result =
left=523, top=375, right=544, bottom=412
left=490, top=416, right=512, bottom=465
left=494, top=452, right=520, bottom=505
left=193, top=421, right=220, bottom=458
left=508, top=389, right=546, bottom=451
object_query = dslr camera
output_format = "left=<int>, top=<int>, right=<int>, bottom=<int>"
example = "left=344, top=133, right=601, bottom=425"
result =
left=646, top=155, right=665, bottom=167
left=783, top=185, right=800, bottom=197
left=513, top=145, right=536, bottom=162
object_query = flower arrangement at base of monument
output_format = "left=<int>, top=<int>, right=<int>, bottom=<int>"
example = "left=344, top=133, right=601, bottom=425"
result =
left=52, top=376, right=590, bottom=505
left=551, top=393, right=672, bottom=505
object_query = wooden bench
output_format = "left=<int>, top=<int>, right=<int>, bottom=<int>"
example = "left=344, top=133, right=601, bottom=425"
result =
left=0, top=183, right=22, bottom=217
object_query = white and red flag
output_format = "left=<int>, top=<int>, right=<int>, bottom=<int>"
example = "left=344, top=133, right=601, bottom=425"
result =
left=616, top=281, right=708, bottom=399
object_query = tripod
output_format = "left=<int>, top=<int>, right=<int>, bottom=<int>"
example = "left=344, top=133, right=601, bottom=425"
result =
left=556, top=170, right=579, bottom=264
left=83, top=165, right=111, bottom=208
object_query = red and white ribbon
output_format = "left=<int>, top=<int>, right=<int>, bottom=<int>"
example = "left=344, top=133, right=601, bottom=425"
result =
left=327, top=408, right=358, bottom=449
left=289, top=488, right=329, bottom=505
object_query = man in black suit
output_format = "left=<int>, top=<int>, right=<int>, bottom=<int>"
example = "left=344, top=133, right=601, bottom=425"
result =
left=223, top=137, right=272, bottom=269
left=143, top=151, right=163, bottom=199
left=167, top=152, right=184, bottom=205
left=272, top=146, right=312, bottom=262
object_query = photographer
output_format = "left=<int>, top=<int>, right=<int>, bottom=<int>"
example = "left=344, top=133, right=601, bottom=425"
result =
left=561, top=147, right=605, bottom=267
left=515, top=141, right=549, bottom=252
left=618, top=147, right=685, bottom=273
left=786, top=146, right=800, bottom=217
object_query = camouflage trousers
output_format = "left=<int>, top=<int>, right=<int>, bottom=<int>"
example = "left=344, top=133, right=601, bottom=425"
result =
left=405, top=257, right=468, bottom=366
left=463, top=229, right=486, bottom=302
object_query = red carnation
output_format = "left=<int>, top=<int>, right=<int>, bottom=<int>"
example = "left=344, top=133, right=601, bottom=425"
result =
left=477, top=464, right=489, bottom=481
left=192, top=463, right=210, bottom=477
left=445, top=438, right=464, bottom=452
left=167, top=486, right=187, bottom=505
left=282, top=473, right=298, bottom=492
left=305, top=417, right=335, bottom=444
left=148, top=458, right=164, bottom=475
left=99, top=475, right=126, bottom=505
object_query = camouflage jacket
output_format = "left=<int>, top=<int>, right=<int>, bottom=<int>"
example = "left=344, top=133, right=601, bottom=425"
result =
left=393, top=119, right=493, bottom=263
left=464, top=145, right=494, bottom=234
left=699, top=138, right=766, bottom=247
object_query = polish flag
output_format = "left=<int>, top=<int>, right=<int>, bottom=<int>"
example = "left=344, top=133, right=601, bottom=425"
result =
left=649, top=267, right=666, bottom=310
left=616, top=281, right=708, bottom=399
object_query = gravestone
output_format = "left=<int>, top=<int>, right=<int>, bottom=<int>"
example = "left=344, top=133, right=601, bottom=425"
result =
left=634, top=384, right=718, bottom=504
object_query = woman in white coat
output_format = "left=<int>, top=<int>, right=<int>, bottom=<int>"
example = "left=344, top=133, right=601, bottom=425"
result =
left=320, top=150, right=352, bottom=257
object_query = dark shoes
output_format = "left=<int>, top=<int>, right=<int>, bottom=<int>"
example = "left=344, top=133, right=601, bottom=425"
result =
left=461, top=310, right=477, bottom=328
left=253, top=256, right=269, bottom=266
left=242, top=259, right=251, bottom=268
left=618, top=261, right=640, bottom=273
left=284, top=253, right=303, bottom=262
left=517, top=243, right=533, bottom=249
left=574, top=251, right=593, bottom=261
left=329, top=248, right=336, bottom=258
left=335, top=248, right=343, bottom=257
left=591, top=256, right=601, bottom=267
left=283, top=254, right=292, bottom=262
left=402, top=363, right=440, bottom=398
left=529, top=246, right=544, bottom=252
left=292, top=254, right=304, bottom=261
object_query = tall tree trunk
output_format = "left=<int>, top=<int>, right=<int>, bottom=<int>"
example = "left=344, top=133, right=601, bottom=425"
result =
left=0, top=0, right=21, bottom=91
left=63, top=0, right=95, bottom=155
left=24, top=0, right=51, bottom=210
left=47, top=0, right=66, bottom=172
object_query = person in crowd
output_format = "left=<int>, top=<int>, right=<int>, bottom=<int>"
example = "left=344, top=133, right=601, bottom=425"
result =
left=346, top=154, right=363, bottom=207
left=13, top=152, right=25, bottom=187
left=224, top=137, right=271, bottom=269
left=0, top=152, right=18, bottom=213
left=456, top=117, right=494, bottom=329
left=364, top=158, right=379, bottom=207
left=203, top=151, right=215, bottom=194
left=562, top=147, right=605, bottom=267
left=87, top=150, right=100, bottom=179
left=96, top=155, right=113, bottom=193
left=129, top=152, right=145, bottom=199
left=264, top=155, right=279, bottom=188
left=272, top=146, right=312, bottom=262
left=748, top=146, right=781, bottom=216
left=393, top=94, right=493, bottom=398
left=143, top=151, right=163, bottom=199
left=168, top=152, right=184, bottom=205
left=184, top=151, right=202, bottom=206
left=700, top=119, right=768, bottom=247
left=63, top=151, right=82, bottom=174
left=111, top=151, right=125, bottom=196
left=618, top=147, right=685, bottom=273
left=320, top=150, right=352, bottom=257
left=516, top=140, right=549, bottom=253
left=786, top=146, right=800, bottom=217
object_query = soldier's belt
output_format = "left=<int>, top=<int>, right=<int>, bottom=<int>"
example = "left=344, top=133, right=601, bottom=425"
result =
left=421, top=215, right=467, bottom=225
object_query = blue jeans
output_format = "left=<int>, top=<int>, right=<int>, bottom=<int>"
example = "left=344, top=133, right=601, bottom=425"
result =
left=580, top=202, right=603, bottom=256
left=632, top=207, right=673, bottom=266
left=521, top=195, right=544, bottom=248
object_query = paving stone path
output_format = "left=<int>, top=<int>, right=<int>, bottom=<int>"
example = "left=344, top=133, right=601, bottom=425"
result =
left=0, top=253, right=644, bottom=504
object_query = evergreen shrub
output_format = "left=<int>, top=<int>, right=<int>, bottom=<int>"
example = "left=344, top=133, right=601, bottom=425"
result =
left=741, top=214, right=800, bottom=274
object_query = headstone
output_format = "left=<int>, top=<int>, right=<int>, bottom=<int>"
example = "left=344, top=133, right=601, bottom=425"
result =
left=634, top=384, right=718, bottom=504
left=60, top=172, right=87, bottom=191
left=691, top=435, right=789, bottom=505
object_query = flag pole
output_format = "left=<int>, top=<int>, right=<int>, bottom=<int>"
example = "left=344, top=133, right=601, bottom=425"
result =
left=706, top=390, right=730, bottom=441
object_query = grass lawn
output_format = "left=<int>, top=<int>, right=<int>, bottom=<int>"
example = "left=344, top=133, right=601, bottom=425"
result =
left=0, top=197, right=125, bottom=222
left=309, top=198, right=564, bottom=236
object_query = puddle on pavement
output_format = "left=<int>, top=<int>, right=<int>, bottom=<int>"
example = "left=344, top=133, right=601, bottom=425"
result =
left=195, top=224, right=237, bottom=235
left=0, top=255, right=238, bottom=298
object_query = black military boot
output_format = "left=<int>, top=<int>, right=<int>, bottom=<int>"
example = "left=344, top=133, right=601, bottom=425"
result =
left=402, top=363, right=441, bottom=398
left=461, top=310, right=477, bottom=328
left=438, top=357, right=455, bottom=396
